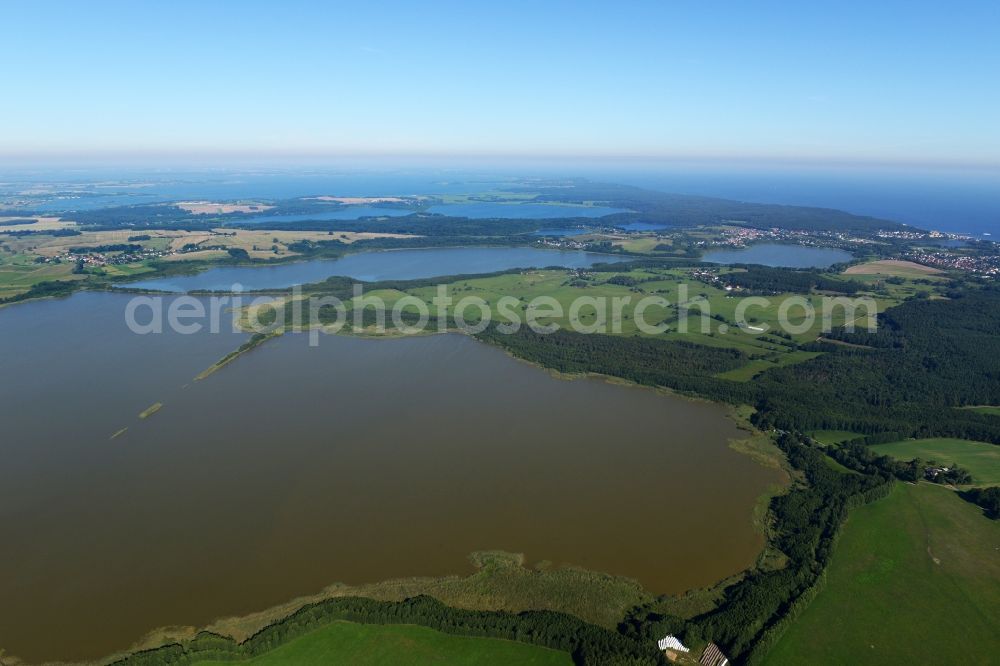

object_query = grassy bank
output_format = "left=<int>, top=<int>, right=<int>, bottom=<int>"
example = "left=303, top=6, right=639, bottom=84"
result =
left=194, top=621, right=572, bottom=665
left=122, top=551, right=652, bottom=657
left=105, top=595, right=658, bottom=666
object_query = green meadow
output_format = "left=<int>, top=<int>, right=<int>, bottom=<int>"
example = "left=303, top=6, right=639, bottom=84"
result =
left=965, top=405, right=1000, bottom=417
left=195, top=621, right=571, bottom=666
left=871, top=437, right=1000, bottom=485
left=807, top=430, right=861, bottom=445
left=765, top=483, right=1000, bottom=666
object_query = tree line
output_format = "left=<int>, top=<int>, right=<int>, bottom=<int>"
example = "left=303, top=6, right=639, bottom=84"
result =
left=106, top=595, right=665, bottom=666
left=721, top=265, right=864, bottom=295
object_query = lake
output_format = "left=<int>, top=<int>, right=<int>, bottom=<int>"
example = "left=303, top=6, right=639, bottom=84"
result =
left=426, top=203, right=626, bottom=218
left=0, top=292, right=782, bottom=662
left=121, top=247, right=626, bottom=292
left=701, top=243, right=853, bottom=268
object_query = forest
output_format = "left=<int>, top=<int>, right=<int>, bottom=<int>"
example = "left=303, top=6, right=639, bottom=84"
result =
left=720, top=265, right=864, bottom=295
left=475, top=326, right=754, bottom=402
left=757, top=286, right=1000, bottom=441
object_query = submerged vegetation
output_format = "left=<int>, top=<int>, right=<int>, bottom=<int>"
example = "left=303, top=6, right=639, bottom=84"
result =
left=195, top=332, right=280, bottom=381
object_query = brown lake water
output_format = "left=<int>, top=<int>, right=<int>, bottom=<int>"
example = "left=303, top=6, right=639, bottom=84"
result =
left=0, top=292, right=782, bottom=662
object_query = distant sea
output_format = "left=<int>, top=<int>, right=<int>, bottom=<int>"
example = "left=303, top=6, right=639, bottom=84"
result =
left=3, top=164, right=998, bottom=237
left=608, top=166, right=1000, bottom=238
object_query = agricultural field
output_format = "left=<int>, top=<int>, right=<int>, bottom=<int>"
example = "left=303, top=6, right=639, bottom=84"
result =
left=0, top=254, right=85, bottom=300
left=195, top=621, right=571, bottom=666
left=765, top=482, right=1000, bottom=666
left=843, top=259, right=944, bottom=278
left=166, top=229, right=415, bottom=259
left=175, top=201, right=274, bottom=215
left=611, top=235, right=664, bottom=253
left=5, top=228, right=413, bottom=260
left=0, top=216, right=76, bottom=232
left=871, top=438, right=1000, bottom=485
left=0, top=227, right=418, bottom=298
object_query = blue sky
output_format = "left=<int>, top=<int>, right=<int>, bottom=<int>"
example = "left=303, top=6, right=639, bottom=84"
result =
left=3, top=0, right=998, bottom=165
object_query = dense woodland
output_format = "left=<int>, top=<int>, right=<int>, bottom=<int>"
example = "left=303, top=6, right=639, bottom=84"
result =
left=758, top=287, right=1000, bottom=441
left=476, top=327, right=752, bottom=400
left=721, top=266, right=863, bottom=295
left=69, top=243, right=143, bottom=254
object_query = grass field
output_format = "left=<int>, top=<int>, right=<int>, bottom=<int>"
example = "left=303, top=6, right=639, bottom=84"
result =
left=843, top=259, right=944, bottom=278
left=195, top=621, right=571, bottom=666
left=765, top=483, right=1000, bottom=666
left=612, top=236, right=663, bottom=253
left=715, top=351, right=821, bottom=382
left=807, top=430, right=860, bottom=445
left=871, top=438, right=1000, bottom=485
left=965, top=405, right=1000, bottom=417
left=0, top=257, right=85, bottom=299
left=821, top=454, right=858, bottom=475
